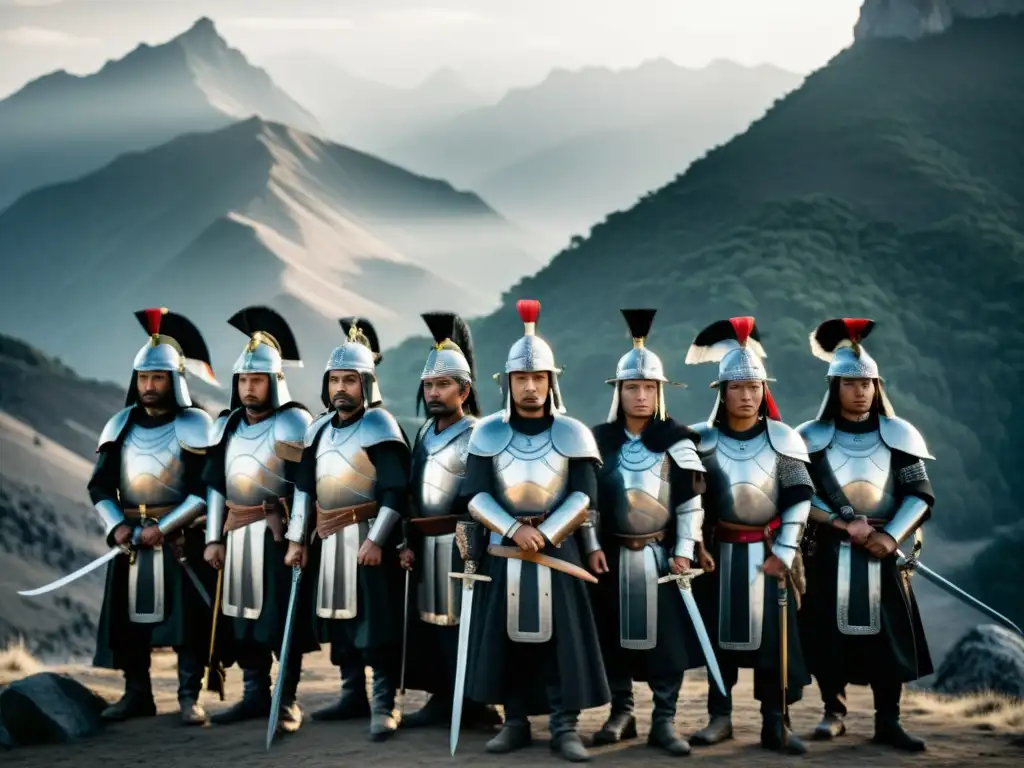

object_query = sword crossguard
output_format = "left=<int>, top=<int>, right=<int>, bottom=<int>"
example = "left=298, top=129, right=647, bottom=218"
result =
left=657, top=568, right=704, bottom=590
left=449, top=571, right=492, bottom=585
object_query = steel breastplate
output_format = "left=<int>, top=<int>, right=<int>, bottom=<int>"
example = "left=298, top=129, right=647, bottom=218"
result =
left=119, top=422, right=187, bottom=506
left=224, top=414, right=291, bottom=506
left=827, top=428, right=896, bottom=518
left=315, top=420, right=376, bottom=509
left=614, top=435, right=672, bottom=535
left=493, top=428, right=570, bottom=515
left=706, top=430, right=780, bottom=525
left=416, top=425, right=471, bottom=517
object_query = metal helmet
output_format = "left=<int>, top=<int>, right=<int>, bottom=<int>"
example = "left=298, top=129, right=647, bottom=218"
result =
left=605, top=308, right=686, bottom=423
left=497, top=299, right=565, bottom=421
left=417, top=311, right=481, bottom=417
left=685, top=316, right=781, bottom=424
left=226, top=305, right=302, bottom=410
left=127, top=307, right=219, bottom=408
left=322, top=316, right=383, bottom=409
left=809, top=317, right=894, bottom=419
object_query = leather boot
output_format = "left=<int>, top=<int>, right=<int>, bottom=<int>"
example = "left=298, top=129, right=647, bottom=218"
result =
left=176, top=650, right=208, bottom=725
left=368, top=667, right=398, bottom=741
left=210, top=665, right=272, bottom=724
left=592, top=685, right=637, bottom=745
left=101, top=667, right=157, bottom=722
left=550, top=709, right=590, bottom=763
left=690, top=715, right=733, bottom=746
left=400, top=693, right=448, bottom=728
left=275, top=655, right=304, bottom=734
left=814, top=712, right=846, bottom=740
left=873, top=714, right=926, bottom=751
left=648, top=677, right=689, bottom=756
left=486, top=717, right=532, bottom=753
left=760, top=707, right=806, bottom=755
left=312, top=662, right=370, bottom=721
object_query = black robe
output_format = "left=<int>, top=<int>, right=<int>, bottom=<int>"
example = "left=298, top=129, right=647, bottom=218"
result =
left=201, top=405, right=320, bottom=663
left=295, top=408, right=411, bottom=670
left=589, top=417, right=707, bottom=683
left=799, top=415, right=935, bottom=687
left=90, top=408, right=219, bottom=673
left=461, top=413, right=611, bottom=716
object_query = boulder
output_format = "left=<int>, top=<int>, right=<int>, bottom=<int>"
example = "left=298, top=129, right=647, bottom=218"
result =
left=929, top=624, right=1024, bottom=699
left=0, top=672, right=108, bottom=747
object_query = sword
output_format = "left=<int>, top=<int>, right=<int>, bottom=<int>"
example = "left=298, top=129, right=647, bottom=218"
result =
left=18, top=527, right=144, bottom=597
left=486, top=545, right=599, bottom=584
left=398, top=559, right=411, bottom=700
left=203, top=568, right=226, bottom=701
left=267, top=565, right=303, bottom=751
left=450, top=521, right=492, bottom=756
left=896, top=548, right=1022, bottom=636
left=779, top=574, right=790, bottom=747
left=176, top=556, right=212, bottom=607
left=657, top=569, right=726, bottom=698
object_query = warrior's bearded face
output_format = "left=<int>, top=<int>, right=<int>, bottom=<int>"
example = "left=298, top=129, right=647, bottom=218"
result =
left=328, top=369, right=363, bottom=414
left=136, top=370, right=173, bottom=409
left=620, top=380, right=657, bottom=419
left=422, top=375, right=468, bottom=418
left=238, top=373, right=271, bottom=411
left=723, top=380, right=763, bottom=420
left=510, top=371, right=549, bottom=415
left=838, top=377, right=875, bottom=418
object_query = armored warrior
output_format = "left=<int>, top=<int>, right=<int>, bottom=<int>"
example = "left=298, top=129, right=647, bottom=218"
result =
left=684, top=317, right=813, bottom=754
left=458, top=299, right=610, bottom=763
left=202, top=306, right=317, bottom=733
left=285, top=318, right=412, bottom=741
left=89, top=308, right=219, bottom=724
left=585, top=309, right=708, bottom=757
left=796, top=318, right=934, bottom=751
left=398, top=313, right=501, bottom=729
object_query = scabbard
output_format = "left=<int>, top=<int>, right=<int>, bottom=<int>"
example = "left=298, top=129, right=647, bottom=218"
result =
left=486, top=545, right=598, bottom=584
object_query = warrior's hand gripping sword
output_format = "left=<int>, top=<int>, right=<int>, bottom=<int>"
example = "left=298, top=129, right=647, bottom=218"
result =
left=18, top=526, right=146, bottom=597
left=657, top=568, right=727, bottom=697
left=449, top=520, right=492, bottom=756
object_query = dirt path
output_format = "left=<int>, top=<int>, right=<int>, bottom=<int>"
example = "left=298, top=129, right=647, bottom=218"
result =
left=3, top=649, right=1022, bottom=766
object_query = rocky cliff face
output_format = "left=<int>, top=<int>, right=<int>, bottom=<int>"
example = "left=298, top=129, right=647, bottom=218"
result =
left=855, top=0, right=1024, bottom=41
left=929, top=624, right=1024, bottom=699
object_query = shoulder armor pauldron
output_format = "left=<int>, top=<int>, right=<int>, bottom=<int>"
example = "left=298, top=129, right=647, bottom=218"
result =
left=467, top=412, right=513, bottom=457
left=667, top=438, right=705, bottom=472
left=688, top=422, right=718, bottom=457
left=304, top=411, right=334, bottom=448
left=796, top=419, right=835, bottom=454
left=274, top=405, right=313, bottom=462
left=175, top=407, right=213, bottom=454
left=879, top=415, right=935, bottom=460
left=208, top=410, right=238, bottom=449
left=97, top=407, right=133, bottom=452
left=551, top=414, right=602, bottom=463
left=766, top=420, right=810, bottom=463
left=359, top=407, right=406, bottom=448
left=414, top=418, right=434, bottom=451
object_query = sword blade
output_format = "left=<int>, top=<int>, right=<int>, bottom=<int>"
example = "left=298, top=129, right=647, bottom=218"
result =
left=18, top=547, right=122, bottom=596
left=267, top=566, right=303, bottom=750
left=676, top=586, right=727, bottom=698
left=399, top=568, right=410, bottom=696
left=450, top=581, right=475, bottom=756
left=898, top=549, right=1023, bottom=636
left=178, top=559, right=212, bottom=607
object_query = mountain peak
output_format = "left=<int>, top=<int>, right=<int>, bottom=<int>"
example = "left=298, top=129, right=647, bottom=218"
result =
left=178, top=16, right=221, bottom=41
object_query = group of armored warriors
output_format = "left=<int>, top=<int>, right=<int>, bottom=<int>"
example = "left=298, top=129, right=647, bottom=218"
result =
left=81, top=300, right=936, bottom=762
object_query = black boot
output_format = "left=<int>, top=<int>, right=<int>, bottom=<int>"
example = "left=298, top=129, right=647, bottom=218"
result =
left=486, top=701, right=531, bottom=754
left=648, top=677, right=689, bottom=756
left=872, top=682, right=925, bottom=751
left=760, top=706, right=806, bottom=755
left=176, top=650, right=208, bottom=725
left=275, top=654, right=304, bottom=735
left=814, top=712, right=846, bottom=740
left=312, top=662, right=370, bottom=721
left=400, top=693, right=449, bottom=728
left=691, top=678, right=734, bottom=746
left=592, top=683, right=637, bottom=745
left=101, top=667, right=157, bottom=722
left=368, top=667, right=398, bottom=741
left=210, top=664, right=271, bottom=724
left=550, top=709, right=590, bottom=763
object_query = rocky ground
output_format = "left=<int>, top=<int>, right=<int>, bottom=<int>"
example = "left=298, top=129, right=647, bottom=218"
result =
left=1, top=647, right=1021, bottom=766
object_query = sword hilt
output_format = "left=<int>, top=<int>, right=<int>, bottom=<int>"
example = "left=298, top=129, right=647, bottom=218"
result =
left=657, top=568, right=703, bottom=590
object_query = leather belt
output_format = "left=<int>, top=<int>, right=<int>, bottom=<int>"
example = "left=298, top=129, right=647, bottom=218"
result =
left=716, top=517, right=781, bottom=544
left=316, top=501, right=378, bottom=539
left=613, top=531, right=665, bottom=551
left=515, top=513, right=547, bottom=528
left=225, top=498, right=288, bottom=541
left=408, top=515, right=462, bottom=537
left=123, top=503, right=175, bottom=521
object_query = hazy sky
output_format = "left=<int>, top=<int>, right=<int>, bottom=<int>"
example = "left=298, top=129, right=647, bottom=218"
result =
left=0, top=0, right=865, bottom=98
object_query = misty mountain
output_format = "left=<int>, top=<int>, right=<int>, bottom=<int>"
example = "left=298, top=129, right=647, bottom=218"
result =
left=0, top=117, right=540, bottom=403
left=382, top=58, right=803, bottom=244
left=0, top=17, right=319, bottom=213
left=259, top=53, right=487, bottom=155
